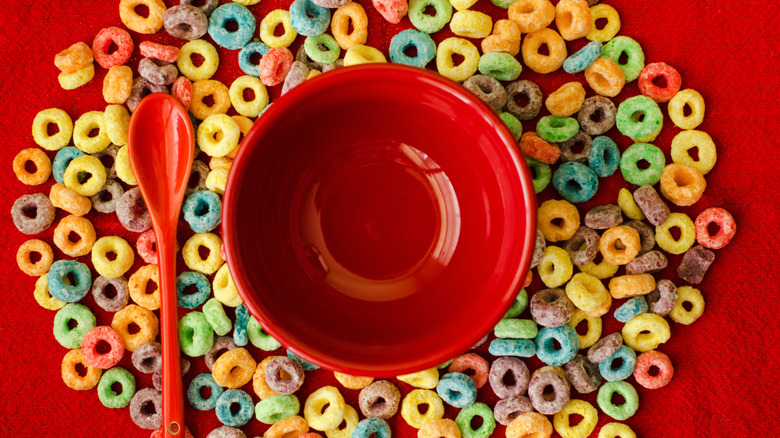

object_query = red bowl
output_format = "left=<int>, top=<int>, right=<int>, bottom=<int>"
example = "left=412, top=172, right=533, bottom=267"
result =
left=223, top=64, right=536, bottom=377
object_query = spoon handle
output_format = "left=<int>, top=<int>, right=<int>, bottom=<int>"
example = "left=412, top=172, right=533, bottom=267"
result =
left=158, top=225, right=185, bottom=437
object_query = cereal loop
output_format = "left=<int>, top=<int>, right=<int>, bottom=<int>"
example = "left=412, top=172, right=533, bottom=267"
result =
left=567, top=309, right=602, bottom=348
left=177, top=40, right=219, bottom=81
left=334, top=372, right=374, bottom=390
left=660, top=164, right=706, bottom=206
left=331, top=2, right=369, bottom=49
left=111, top=304, right=159, bottom=352
left=670, top=130, right=717, bottom=175
left=555, top=0, right=592, bottom=41
left=119, top=0, right=166, bottom=34
left=508, top=0, right=555, bottom=33
left=63, top=155, right=107, bottom=196
left=418, top=419, right=461, bottom=438
left=608, top=274, right=656, bottom=299
left=32, top=108, right=73, bottom=151
left=265, top=416, right=309, bottom=438
left=260, top=9, right=298, bottom=48
left=537, top=199, right=580, bottom=242
left=506, top=412, right=552, bottom=438
left=552, top=399, right=597, bottom=438
left=213, top=347, right=257, bottom=388
left=191, top=80, right=231, bottom=120
left=17, top=239, right=54, bottom=277
left=585, top=58, right=625, bottom=97
left=58, top=65, right=95, bottom=90
left=53, top=215, right=96, bottom=257
left=229, top=75, right=269, bottom=118
left=92, top=27, right=134, bottom=69
left=586, top=4, right=620, bottom=42
left=668, top=89, right=705, bottom=130
left=55, top=42, right=93, bottom=73
left=436, top=37, right=479, bottom=82
left=304, top=386, right=346, bottom=431
left=599, top=225, right=641, bottom=265
left=522, top=28, right=567, bottom=74
left=670, top=285, right=705, bottom=325
left=13, top=148, right=52, bottom=185
left=73, top=111, right=110, bottom=154
left=599, top=423, right=636, bottom=438
left=622, top=313, right=670, bottom=352
left=655, top=212, right=696, bottom=255
left=401, top=389, right=445, bottom=429
left=62, top=349, right=102, bottom=390
left=92, top=236, right=135, bottom=279
left=129, top=264, right=160, bottom=310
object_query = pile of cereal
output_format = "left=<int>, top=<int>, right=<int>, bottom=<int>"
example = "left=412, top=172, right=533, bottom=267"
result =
left=12, top=0, right=737, bottom=437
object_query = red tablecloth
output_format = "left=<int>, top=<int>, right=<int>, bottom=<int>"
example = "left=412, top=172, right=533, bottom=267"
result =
left=1, top=1, right=778, bottom=437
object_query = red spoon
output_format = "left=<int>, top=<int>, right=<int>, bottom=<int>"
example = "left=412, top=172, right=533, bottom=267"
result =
left=128, top=93, right=194, bottom=437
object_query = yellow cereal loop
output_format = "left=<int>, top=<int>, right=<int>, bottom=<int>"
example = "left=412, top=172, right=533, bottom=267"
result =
left=655, top=212, right=696, bottom=255
left=567, top=309, right=602, bottom=349
left=578, top=258, right=618, bottom=280
left=449, top=0, right=477, bottom=10
left=450, top=10, right=493, bottom=39
left=183, top=233, right=224, bottom=275
left=210, top=157, right=232, bottom=171
left=229, top=75, right=269, bottom=118
left=344, top=45, right=388, bottom=66
left=608, top=274, right=656, bottom=299
left=58, top=64, right=95, bottom=90
left=115, top=145, right=138, bottom=185
left=73, top=111, right=111, bottom=153
left=586, top=4, right=621, bottom=42
left=213, top=263, right=242, bottom=307
left=334, top=372, right=374, bottom=390
left=622, top=313, right=670, bottom=352
left=670, top=130, right=717, bottom=175
left=436, top=37, right=480, bottom=83
left=304, top=386, right=346, bottom=431
left=617, top=188, right=644, bottom=220
left=584, top=293, right=611, bottom=318
left=177, top=40, right=219, bottom=81
left=306, top=69, right=321, bottom=81
left=668, top=89, right=705, bottom=130
left=546, top=82, right=586, bottom=117
left=32, top=108, right=73, bottom=151
left=260, top=10, right=298, bottom=48
left=119, top=0, right=166, bottom=34
left=401, top=389, right=445, bottom=429
left=538, top=246, right=573, bottom=288
left=92, top=236, right=135, bottom=279
left=565, top=273, right=608, bottom=312
left=198, top=114, right=241, bottom=157
left=632, top=124, right=662, bottom=143
left=104, top=104, right=130, bottom=146
left=537, top=199, right=580, bottom=242
left=530, top=366, right=569, bottom=384
left=129, top=264, right=160, bottom=311
left=397, top=368, right=439, bottom=389
left=324, top=404, right=359, bottom=438
left=598, top=423, right=636, bottom=438
left=34, top=275, right=66, bottom=310
left=63, top=155, right=107, bottom=196
left=206, top=168, right=229, bottom=195
left=233, top=0, right=261, bottom=4
left=670, top=286, right=705, bottom=325
left=553, top=399, right=598, bottom=438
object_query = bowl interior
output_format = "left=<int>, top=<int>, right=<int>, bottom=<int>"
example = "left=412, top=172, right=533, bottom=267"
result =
left=224, top=65, right=536, bottom=376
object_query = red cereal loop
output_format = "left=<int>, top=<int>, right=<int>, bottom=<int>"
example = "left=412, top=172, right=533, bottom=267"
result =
left=372, top=0, right=409, bottom=24
left=81, top=326, right=125, bottom=369
left=150, top=426, right=194, bottom=438
left=137, top=229, right=159, bottom=265
left=695, top=207, right=736, bottom=250
left=519, top=132, right=561, bottom=164
left=449, top=353, right=489, bottom=389
left=638, top=62, right=682, bottom=103
left=92, top=27, right=134, bottom=69
left=172, top=76, right=193, bottom=110
left=633, top=350, right=674, bottom=389
left=258, top=47, right=294, bottom=87
left=139, top=41, right=180, bottom=63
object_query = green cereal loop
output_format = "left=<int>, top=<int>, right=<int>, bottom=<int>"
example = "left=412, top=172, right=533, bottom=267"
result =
left=503, top=289, right=528, bottom=319
left=615, top=95, right=663, bottom=139
left=437, top=359, right=454, bottom=369
left=408, top=0, right=452, bottom=34
left=203, top=297, right=232, bottom=336
left=601, top=36, right=645, bottom=82
left=597, top=381, right=639, bottom=421
left=97, top=367, right=136, bottom=408
left=536, top=116, right=580, bottom=143
left=490, top=0, right=515, bottom=7
left=479, top=52, right=522, bottom=82
left=53, top=303, right=96, bottom=348
left=499, top=112, right=523, bottom=141
left=620, top=143, right=665, bottom=186
left=179, top=311, right=215, bottom=357
left=304, top=34, right=340, bottom=64
left=255, top=394, right=300, bottom=424
left=525, top=157, right=551, bottom=194
left=247, top=316, right=282, bottom=351
left=455, top=402, right=496, bottom=438
left=494, top=319, right=538, bottom=339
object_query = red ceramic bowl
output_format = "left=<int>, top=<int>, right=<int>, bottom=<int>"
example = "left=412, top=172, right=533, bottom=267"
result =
left=223, top=64, right=536, bottom=377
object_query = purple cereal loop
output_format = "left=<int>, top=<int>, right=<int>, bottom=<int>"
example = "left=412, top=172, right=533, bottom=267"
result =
left=132, top=342, right=162, bottom=374
left=205, top=336, right=238, bottom=371
left=265, top=356, right=305, bottom=394
left=626, top=250, right=668, bottom=275
left=311, top=0, right=352, bottom=8
left=11, top=193, right=55, bottom=235
left=164, top=5, right=209, bottom=40
left=530, top=289, right=574, bottom=327
left=90, top=179, right=124, bottom=214
left=646, top=279, right=678, bottom=316
left=564, top=355, right=602, bottom=394
left=633, top=185, right=670, bottom=227
left=127, top=77, right=169, bottom=112
left=207, top=427, right=248, bottom=438
left=584, top=204, right=622, bottom=230
left=504, top=80, right=543, bottom=120
left=530, top=229, right=546, bottom=268
left=559, top=131, right=592, bottom=163
left=91, top=144, right=119, bottom=179
left=186, top=160, right=210, bottom=196
left=181, top=0, right=219, bottom=16
left=587, top=332, right=623, bottom=364
left=359, top=380, right=401, bottom=419
left=527, top=371, right=570, bottom=415
left=282, top=61, right=310, bottom=95
left=493, top=396, right=533, bottom=426
left=138, top=58, right=179, bottom=86
left=577, top=95, right=616, bottom=136
left=91, top=275, right=129, bottom=311
left=625, top=220, right=656, bottom=255
left=296, top=45, right=325, bottom=70
left=678, top=245, right=715, bottom=284
left=464, top=75, right=508, bottom=112
left=472, top=334, right=489, bottom=349
left=488, top=357, right=530, bottom=399
left=116, top=187, right=153, bottom=232
left=152, top=359, right=191, bottom=391
left=129, top=387, right=163, bottom=429
left=562, top=226, right=600, bottom=267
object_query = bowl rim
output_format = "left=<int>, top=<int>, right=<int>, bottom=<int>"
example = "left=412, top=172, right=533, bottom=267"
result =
left=223, top=63, right=537, bottom=376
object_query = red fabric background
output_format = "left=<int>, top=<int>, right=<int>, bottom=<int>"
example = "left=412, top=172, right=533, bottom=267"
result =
left=1, top=0, right=779, bottom=437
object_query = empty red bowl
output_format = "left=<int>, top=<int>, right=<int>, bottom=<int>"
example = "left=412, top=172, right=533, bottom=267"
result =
left=223, top=64, right=536, bottom=377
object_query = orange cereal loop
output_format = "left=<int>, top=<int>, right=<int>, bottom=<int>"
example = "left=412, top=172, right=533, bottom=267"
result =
left=509, top=0, right=555, bottom=33
left=128, top=264, right=160, bottom=311
left=555, top=0, right=592, bottom=41
left=506, top=412, right=553, bottom=438
left=334, top=372, right=374, bottom=390
left=521, top=28, right=567, bottom=74
left=331, top=2, right=368, bottom=50
left=609, top=274, right=656, bottom=299
left=50, top=183, right=92, bottom=216
left=209, top=157, right=233, bottom=171
left=546, top=82, right=586, bottom=117
left=481, top=35, right=520, bottom=56
left=265, top=415, right=309, bottom=438
left=599, top=225, right=641, bottom=265
left=190, top=79, right=231, bottom=120
left=61, top=349, right=102, bottom=390
left=103, top=65, right=133, bottom=104
left=111, top=304, right=159, bottom=351
left=531, top=366, right=570, bottom=385
left=519, top=132, right=560, bottom=164
left=17, top=239, right=54, bottom=276
left=585, top=58, right=625, bottom=97
left=13, top=148, right=52, bottom=185
left=584, top=293, right=611, bottom=318
left=537, top=199, right=580, bottom=242
left=227, top=115, right=253, bottom=159
left=119, top=0, right=166, bottom=34
left=253, top=356, right=282, bottom=399
left=213, top=348, right=257, bottom=388
left=418, top=419, right=461, bottom=438
left=53, top=215, right=97, bottom=257
left=660, top=163, right=707, bottom=207
left=493, top=19, right=522, bottom=42
left=55, top=42, right=93, bottom=73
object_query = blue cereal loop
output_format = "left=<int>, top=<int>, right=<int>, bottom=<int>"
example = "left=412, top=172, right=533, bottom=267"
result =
left=289, top=0, right=331, bottom=37
left=176, top=271, right=211, bottom=309
left=437, top=372, right=477, bottom=408
left=238, top=40, right=271, bottom=77
left=389, top=29, right=437, bottom=68
left=599, top=345, right=637, bottom=381
left=535, top=325, right=580, bottom=366
left=47, top=260, right=92, bottom=302
left=233, top=304, right=249, bottom=347
left=563, top=41, right=603, bottom=74
left=553, top=162, right=599, bottom=203
left=52, top=146, right=84, bottom=184
left=183, top=190, right=222, bottom=233
left=287, top=350, right=319, bottom=370
left=488, top=339, right=536, bottom=357
left=588, top=136, right=621, bottom=177
left=188, top=373, right=224, bottom=411
left=615, top=296, right=649, bottom=323
left=208, top=3, right=256, bottom=50
left=353, top=418, right=391, bottom=438
left=216, top=389, right=254, bottom=427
